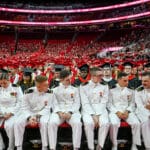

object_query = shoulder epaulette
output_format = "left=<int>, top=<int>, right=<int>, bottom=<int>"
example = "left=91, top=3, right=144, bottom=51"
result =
left=25, top=89, right=34, bottom=94
left=128, top=87, right=135, bottom=90
left=71, top=84, right=78, bottom=88
left=136, top=86, right=144, bottom=92
left=12, top=84, right=18, bottom=87
left=81, top=82, right=89, bottom=86
left=46, top=89, right=53, bottom=93
left=101, top=81, right=107, bottom=85
left=109, top=84, right=116, bottom=89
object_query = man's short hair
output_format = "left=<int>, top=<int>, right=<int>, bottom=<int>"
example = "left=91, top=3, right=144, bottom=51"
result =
left=90, top=67, right=102, bottom=76
left=0, top=73, right=9, bottom=80
left=35, top=75, right=48, bottom=83
left=60, top=70, right=70, bottom=79
left=142, top=72, right=150, bottom=78
left=117, top=72, right=128, bottom=79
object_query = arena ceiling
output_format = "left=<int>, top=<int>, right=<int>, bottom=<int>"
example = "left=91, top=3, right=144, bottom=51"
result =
left=0, top=0, right=134, bottom=8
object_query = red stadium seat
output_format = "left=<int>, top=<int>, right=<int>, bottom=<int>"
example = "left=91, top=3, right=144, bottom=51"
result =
left=59, top=122, right=71, bottom=128
left=26, top=123, right=40, bottom=128
left=120, top=121, right=130, bottom=127
left=0, top=124, right=4, bottom=129
left=0, top=121, right=129, bottom=128
left=0, top=123, right=40, bottom=129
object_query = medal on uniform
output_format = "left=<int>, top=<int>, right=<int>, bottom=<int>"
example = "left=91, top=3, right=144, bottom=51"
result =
left=127, top=95, right=132, bottom=101
left=44, top=100, right=48, bottom=106
left=71, top=93, right=74, bottom=98
left=99, top=91, right=103, bottom=97
left=10, top=92, right=17, bottom=97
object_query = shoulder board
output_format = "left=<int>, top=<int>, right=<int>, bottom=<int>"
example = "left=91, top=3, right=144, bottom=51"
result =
left=109, top=84, right=116, bottom=89
left=12, top=84, right=18, bottom=87
left=71, top=84, right=78, bottom=88
left=128, top=86, right=135, bottom=90
left=101, top=81, right=107, bottom=85
left=81, top=82, right=89, bottom=86
left=46, top=89, right=53, bottom=93
left=25, top=89, right=34, bottom=94
left=71, top=85, right=77, bottom=89
left=136, top=86, right=144, bottom=92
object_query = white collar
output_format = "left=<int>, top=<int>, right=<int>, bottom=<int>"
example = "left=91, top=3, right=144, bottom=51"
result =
left=60, top=83, right=71, bottom=89
left=145, top=88, right=150, bottom=93
left=116, top=84, right=126, bottom=90
left=89, top=80, right=100, bottom=87
left=35, top=87, right=45, bottom=95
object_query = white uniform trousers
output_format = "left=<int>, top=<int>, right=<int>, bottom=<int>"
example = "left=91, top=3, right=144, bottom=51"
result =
left=109, top=112, right=141, bottom=146
left=3, top=116, right=16, bottom=150
left=48, top=113, right=82, bottom=150
left=14, top=114, right=50, bottom=147
left=82, top=113, right=109, bottom=150
left=141, top=119, right=150, bottom=148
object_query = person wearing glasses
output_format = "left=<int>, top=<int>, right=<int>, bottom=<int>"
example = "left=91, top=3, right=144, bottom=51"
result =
left=101, top=63, right=117, bottom=89
left=80, top=67, right=110, bottom=150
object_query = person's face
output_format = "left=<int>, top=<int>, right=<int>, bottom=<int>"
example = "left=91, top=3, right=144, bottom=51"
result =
left=114, top=66, right=119, bottom=71
left=10, top=68, right=16, bottom=74
left=118, top=76, right=129, bottom=87
left=91, top=71, right=103, bottom=83
left=144, top=67, right=150, bottom=72
left=65, top=66, right=71, bottom=72
left=54, top=72, right=60, bottom=79
left=0, top=79, right=10, bottom=88
left=19, top=66, right=23, bottom=71
left=124, top=66, right=132, bottom=75
left=80, top=71, right=88, bottom=78
left=23, top=75, right=31, bottom=82
left=61, top=76, right=71, bottom=86
left=36, top=81, right=49, bottom=92
left=132, top=67, right=137, bottom=75
left=142, top=76, right=150, bottom=89
left=38, top=66, right=43, bottom=71
left=103, top=68, right=111, bottom=77
left=138, top=65, right=143, bottom=73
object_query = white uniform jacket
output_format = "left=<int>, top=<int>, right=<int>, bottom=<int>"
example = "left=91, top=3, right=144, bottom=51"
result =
left=0, top=84, right=23, bottom=115
left=108, top=84, right=135, bottom=113
left=52, top=83, right=80, bottom=114
left=135, top=87, right=150, bottom=122
left=21, top=87, right=52, bottom=118
left=80, top=80, right=109, bottom=115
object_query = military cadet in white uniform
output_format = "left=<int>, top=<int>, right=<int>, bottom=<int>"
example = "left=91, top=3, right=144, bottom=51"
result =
left=108, top=72, right=141, bottom=150
left=80, top=67, right=109, bottom=150
left=48, top=70, right=82, bottom=150
left=135, top=72, right=150, bottom=150
left=0, top=73, right=23, bottom=150
left=14, top=75, right=52, bottom=150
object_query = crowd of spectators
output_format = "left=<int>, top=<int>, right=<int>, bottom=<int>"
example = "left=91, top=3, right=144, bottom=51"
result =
left=0, top=29, right=149, bottom=68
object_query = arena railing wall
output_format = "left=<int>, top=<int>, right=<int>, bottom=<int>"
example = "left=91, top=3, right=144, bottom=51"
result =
left=0, top=11, right=149, bottom=26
